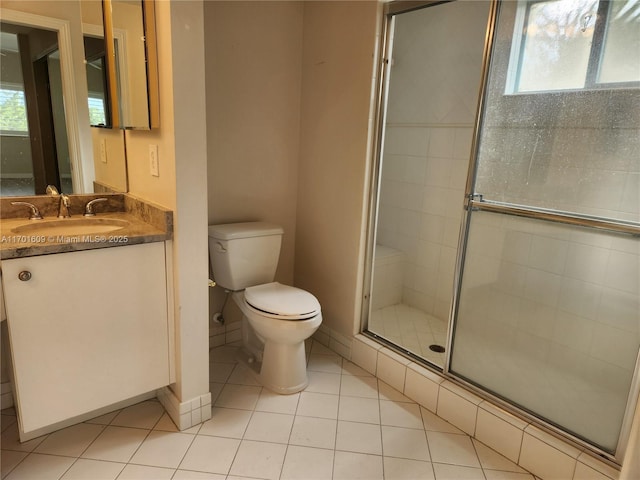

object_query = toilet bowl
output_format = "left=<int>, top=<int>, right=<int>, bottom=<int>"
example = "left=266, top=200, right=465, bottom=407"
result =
left=208, top=222, right=322, bottom=394
left=233, top=283, right=321, bottom=393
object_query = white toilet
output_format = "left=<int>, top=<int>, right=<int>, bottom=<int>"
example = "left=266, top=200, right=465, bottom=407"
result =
left=208, top=222, right=322, bottom=394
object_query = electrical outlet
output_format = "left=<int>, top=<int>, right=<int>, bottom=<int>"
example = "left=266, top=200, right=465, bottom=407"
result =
left=149, top=144, right=159, bottom=177
left=100, top=139, right=107, bottom=163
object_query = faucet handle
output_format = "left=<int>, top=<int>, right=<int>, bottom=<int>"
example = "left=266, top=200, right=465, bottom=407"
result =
left=84, top=198, right=108, bottom=217
left=11, top=202, right=43, bottom=220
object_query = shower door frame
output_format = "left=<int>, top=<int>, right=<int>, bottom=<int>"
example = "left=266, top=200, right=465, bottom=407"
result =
left=360, top=0, right=490, bottom=365
left=362, top=0, right=640, bottom=466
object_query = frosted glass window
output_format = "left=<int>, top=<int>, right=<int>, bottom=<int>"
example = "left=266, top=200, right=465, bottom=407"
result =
left=518, top=0, right=596, bottom=92
left=599, top=0, right=640, bottom=83
left=513, top=0, right=640, bottom=92
left=476, top=1, right=640, bottom=223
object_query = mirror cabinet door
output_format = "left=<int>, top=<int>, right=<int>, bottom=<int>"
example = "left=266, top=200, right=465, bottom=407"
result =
left=81, top=0, right=112, bottom=128
left=103, top=0, right=159, bottom=130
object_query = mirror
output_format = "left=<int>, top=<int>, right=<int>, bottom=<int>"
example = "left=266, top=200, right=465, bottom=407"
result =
left=103, top=0, right=159, bottom=129
left=0, top=22, right=75, bottom=195
left=81, top=0, right=112, bottom=128
left=84, top=35, right=111, bottom=128
left=81, top=0, right=128, bottom=193
left=0, top=0, right=158, bottom=197
left=0, top=0, right=127, bottom=196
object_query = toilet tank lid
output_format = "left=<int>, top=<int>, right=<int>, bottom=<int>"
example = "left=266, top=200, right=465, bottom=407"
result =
left=208, top=222, right=284, bottom=240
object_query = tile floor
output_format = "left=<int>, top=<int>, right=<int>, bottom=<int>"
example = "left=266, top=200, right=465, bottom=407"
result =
left=369, top=304, right=448, bottom=367
left=1, top=341, right=537, bottom=479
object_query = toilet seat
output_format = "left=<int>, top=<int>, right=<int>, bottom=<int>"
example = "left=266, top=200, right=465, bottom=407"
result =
left=245, top=282, right=320, bottom=320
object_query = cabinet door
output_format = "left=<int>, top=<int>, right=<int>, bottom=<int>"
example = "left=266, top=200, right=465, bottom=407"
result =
left=2, top=242, right=169, bottom=434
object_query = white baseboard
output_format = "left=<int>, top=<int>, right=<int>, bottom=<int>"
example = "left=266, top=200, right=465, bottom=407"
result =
left=157, top=387, right=212, bottom=430
left=312, top=324, right=353, bottom=359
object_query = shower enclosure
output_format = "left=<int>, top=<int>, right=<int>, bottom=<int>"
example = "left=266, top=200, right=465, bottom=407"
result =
left=366, top=0, right=492, bottom=367
left=364, top=0, right=639, bottom=463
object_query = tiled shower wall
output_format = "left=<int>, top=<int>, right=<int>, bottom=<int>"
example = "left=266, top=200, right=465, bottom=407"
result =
left=374, top=0, right=491, bottom=321
left=377, top=125, right=471, bottom=320
left=455, top=212, right=639, bottom=452
left=459, top=214, right=639, bottom=382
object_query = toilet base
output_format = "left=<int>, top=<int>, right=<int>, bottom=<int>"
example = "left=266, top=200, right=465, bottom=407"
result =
left=261, top=341, right=309, bottom=394
left=236, top=342, right=309, bottom=395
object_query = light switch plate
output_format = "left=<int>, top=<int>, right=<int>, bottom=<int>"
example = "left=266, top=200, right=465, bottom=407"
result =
left=100, top=139, right=107, bottom=163
left=149, top=144, right=159, bottom=177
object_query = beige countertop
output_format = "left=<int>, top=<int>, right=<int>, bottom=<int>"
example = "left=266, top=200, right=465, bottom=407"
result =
left=0, top=194, right=172, bottom=259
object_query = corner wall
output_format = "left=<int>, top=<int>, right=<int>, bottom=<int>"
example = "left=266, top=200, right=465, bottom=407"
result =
left=295, top=1, right=380, bottom=338
left=205, top=1, right=304, bottom=287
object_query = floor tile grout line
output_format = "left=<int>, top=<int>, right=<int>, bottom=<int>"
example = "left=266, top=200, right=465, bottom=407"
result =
left=468, top=436, right=489, bottom=480
left=114, top=464, right=174, bottom=479
left=42, top=421, right=109, bottom=480
left=2, top=450, right=59, bottom=480
left=1, top=421, right=53, bottom=479
left=377, top=376, right=387, bottom=479
left=226, top=360, right=262, bottom=478
left=330, top=353, right=344, bottom=479
left=277, top=368, right=305, bottom=480
left=105, top=402, right=174, bottom=476
left=418, top=398, right=438, bottom=480
left=1, top=445, right=33, bottom=479
left=169, top=423, right=201, bottom=479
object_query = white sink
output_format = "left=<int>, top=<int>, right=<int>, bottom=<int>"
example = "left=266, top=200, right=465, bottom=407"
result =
left=12, top=218, right=129, bottom=236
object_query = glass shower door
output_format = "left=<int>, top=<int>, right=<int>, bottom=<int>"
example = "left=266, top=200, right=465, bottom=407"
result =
left=450, top=0, right=640, bottom=459
left=365, top=0, right=491, bottom=368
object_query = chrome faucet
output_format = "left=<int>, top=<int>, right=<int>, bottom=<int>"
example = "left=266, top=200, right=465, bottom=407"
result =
left=58, top=194, right=71, bottom=218
left=11, top=202, right=43, bottom=220
left=84, top=198, right=108, bottom=217
left=45, top=185, right=59, bottom=196
left=45, top=184, right=71, bottom=218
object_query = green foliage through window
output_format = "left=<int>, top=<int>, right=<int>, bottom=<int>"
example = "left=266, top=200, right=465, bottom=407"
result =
left=88, top=96, right=107, bottom=126
left=0, top=87, right=28, bottom=133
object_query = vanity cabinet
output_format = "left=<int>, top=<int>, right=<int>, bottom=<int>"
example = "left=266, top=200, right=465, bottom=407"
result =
left=1, top=242, right=170, bottom=439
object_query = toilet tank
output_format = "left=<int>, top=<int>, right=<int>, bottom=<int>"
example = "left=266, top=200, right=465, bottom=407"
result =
left=208, top=222, right=284, bottom=291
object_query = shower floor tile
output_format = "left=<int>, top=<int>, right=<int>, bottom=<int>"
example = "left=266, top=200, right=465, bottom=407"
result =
left=0, top=341, right=535, bottom=480
left=369, top=303, right=448, bottom=366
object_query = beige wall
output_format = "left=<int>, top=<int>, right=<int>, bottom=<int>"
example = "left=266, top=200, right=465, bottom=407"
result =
left=205, top=1, right=303, bottom=286
left=92, top=128, right=127, bottom=191
left=295, top=1, right=380, bottom=338
left=204, top=1, right=379, bottom=337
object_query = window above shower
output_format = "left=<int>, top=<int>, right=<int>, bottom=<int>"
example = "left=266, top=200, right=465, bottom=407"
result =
left=507, top=0, right=640, bottom=93
left=475, top=0, right=640, bottom=225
